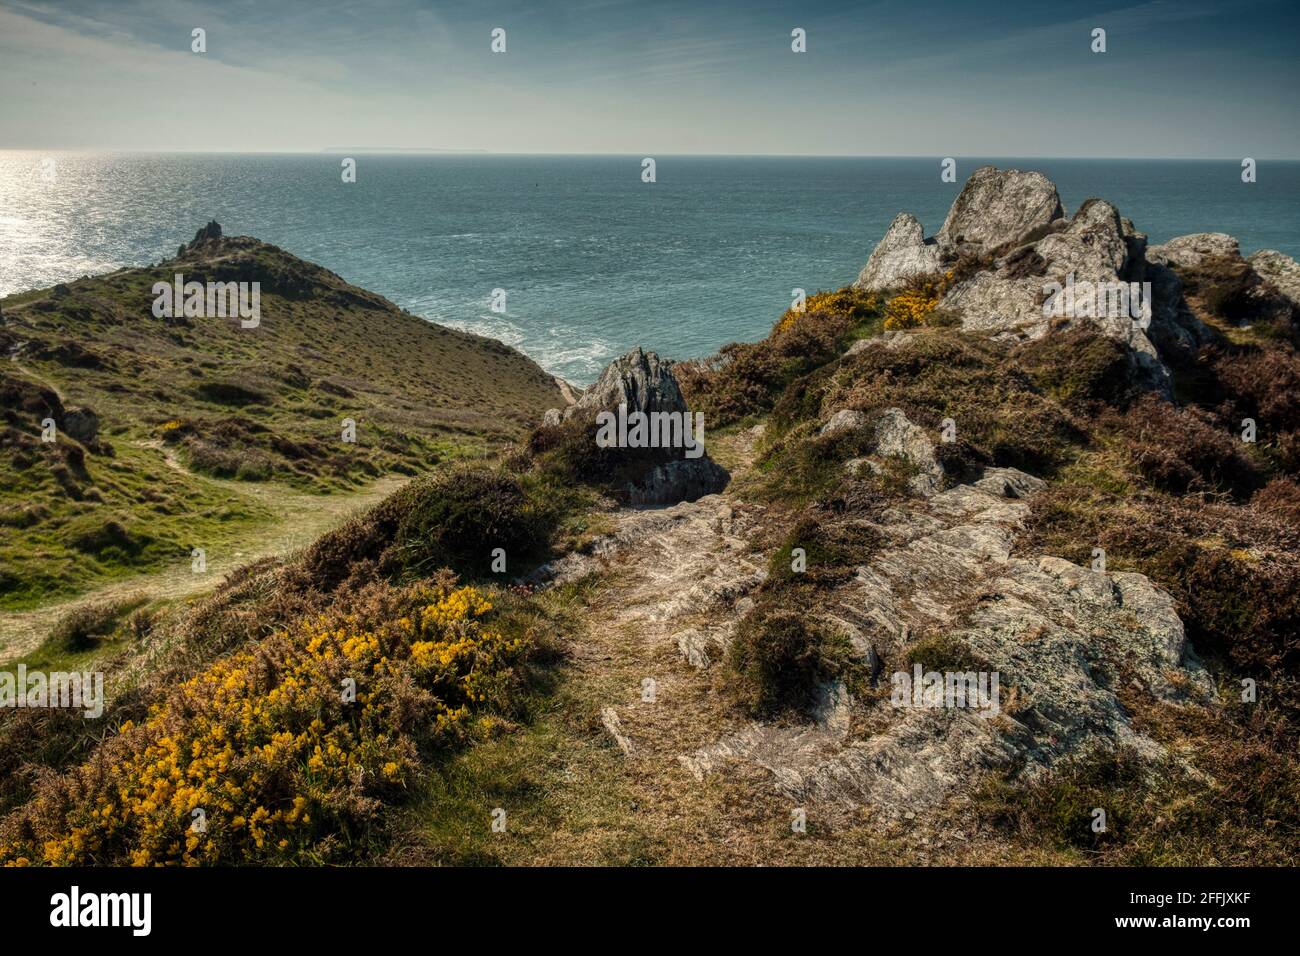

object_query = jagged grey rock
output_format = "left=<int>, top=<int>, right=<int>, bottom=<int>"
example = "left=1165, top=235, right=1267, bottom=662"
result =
left=557, top=347, right=729, bottom=506
left=871, top=407, right=944, bottom=496
left=566, top=345, right=686, bottom=420
left=853, top=213, right=942, bottom=292
left=851, top=168, right=1221, bottom=393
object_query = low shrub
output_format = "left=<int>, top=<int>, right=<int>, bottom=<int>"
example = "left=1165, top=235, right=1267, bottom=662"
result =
left=0, top=579, right=531, bottom=866
left=1012, top=330, right=1135, bottom=407
left=298, top=466, right=565, bottom=589
left=48, top=598, right=142, bottom=652
left=676, top=286, right=881, bottom=427
left=723, top=600, right=860, bottom=719
left=1114, top=395, right=1260, bottom=497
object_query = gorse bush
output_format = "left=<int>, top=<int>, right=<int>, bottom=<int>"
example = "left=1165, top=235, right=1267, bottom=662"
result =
left=772, top=287, right=881, bottom=336
left=882, top=272, right=954, bottom=331
left=676, top=285, right=883, bottom=427
left=0, top=579, right=530, bottom=866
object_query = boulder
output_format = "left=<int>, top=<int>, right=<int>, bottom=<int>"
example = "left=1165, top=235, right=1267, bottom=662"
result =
left=567, top=347, right=730, bottom=506
left=1248, top=249, right=1300, bottom=309
left=871, top=407, right=944, bottom=496
left=853, top=213, right=942, bottom=292
left=820, top=408, right=871, bottom=436
left=626, top=457, right=730, bottom=507
left=830, top=406, right=944, bottom=496
left=62, top=406, right=100, bottom=444
left=936, top=166, right=1064, bottom=253
left=566, top=345, right=685, bottom=421
left=1147, top=232, right=1239, bottom=270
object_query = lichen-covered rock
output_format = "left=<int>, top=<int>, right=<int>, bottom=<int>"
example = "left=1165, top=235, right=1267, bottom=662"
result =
left=851, top=169, right=1226, bottom=395
left=1147, top=232, right=1240, bottom=270
left=1248, top=249, right=1300, bottom=308
left=936, top=166, right=1064, bottom=253
left=871, top=407, right=944, bottom=496
left=825, top=407, right=943, bottom=496
left=682, top=464, right=1215, bottom=816
left=566, top=345, right=685, bottom=420
left=820, top=408, right=871, bottom=436
left=853, top=213, right=943, bottom=292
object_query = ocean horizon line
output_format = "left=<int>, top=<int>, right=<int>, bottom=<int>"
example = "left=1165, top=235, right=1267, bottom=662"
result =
left=3, top=148, right=1299, bottom=163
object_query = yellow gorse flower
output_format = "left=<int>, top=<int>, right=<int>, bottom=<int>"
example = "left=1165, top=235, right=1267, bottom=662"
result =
left=1, top=584, right=528, bottom=867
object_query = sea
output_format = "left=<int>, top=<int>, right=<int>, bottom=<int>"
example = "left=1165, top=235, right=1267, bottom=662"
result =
left=2, top=152, right=1297, bottom=385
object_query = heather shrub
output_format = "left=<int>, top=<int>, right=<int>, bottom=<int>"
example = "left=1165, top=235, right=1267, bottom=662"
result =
left=1115, top=395, right=1260, bottom=496
left=1012, top=330, right=1135, bottom=407
left=767, top=501, right=885, bottom=589
left=48, top=598, right=143, bottom=652
left=768, top=331, right=1085, bottom=478
left=723, top=597, right=861, bottom=719
left=389, top=469, right=553, bottom=577
left=525, top=416, right=681, bottom=498
left=1022, top=485, right=1300, bottom=678
left=1178, top=253, right=1295, bottom=334
left=676, top=286, right=880, bottom=426
left=299, top=466, right=563, bottom=588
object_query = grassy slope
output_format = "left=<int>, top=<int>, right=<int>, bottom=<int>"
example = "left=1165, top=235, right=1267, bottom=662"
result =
left=0, top=232, right=563, bottom=613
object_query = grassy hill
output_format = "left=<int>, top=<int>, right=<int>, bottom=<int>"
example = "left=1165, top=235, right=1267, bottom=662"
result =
left=0, top=225, right=563, bottom=611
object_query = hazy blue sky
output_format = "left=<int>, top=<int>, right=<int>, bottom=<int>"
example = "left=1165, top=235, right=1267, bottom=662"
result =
left=1, top=0, right=1296, bottom=156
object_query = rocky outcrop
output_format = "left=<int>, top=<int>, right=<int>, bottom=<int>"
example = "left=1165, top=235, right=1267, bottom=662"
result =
left=565, top=346, right=684, bottom=421
left=680, top=464, right=1215, bottom=815
left=626, top=458, right=730, bottom=506
left=831, top=407, right=945, bottom=497
left=545, top=347, right=729, bottom=506
left=178, top=220, right=223, bottom=256
left=852, top=167, right=1224, bottom=393
left=1248, top=249, right=1300, bottom=309
left=1147, top=232, right=1239, bottom=270
left=854, top=213, right=942, bottom=291
left=936, top=166, right=1064, bottom=253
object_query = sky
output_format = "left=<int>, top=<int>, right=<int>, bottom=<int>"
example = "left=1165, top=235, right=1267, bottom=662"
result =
left=0, top=0, right=1296, bottom=157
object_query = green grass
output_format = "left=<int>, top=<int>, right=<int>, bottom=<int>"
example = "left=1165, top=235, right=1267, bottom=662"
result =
left=0, top=232, right=564, bottom=609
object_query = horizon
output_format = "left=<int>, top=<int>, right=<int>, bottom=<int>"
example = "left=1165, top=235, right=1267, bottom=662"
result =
left=2, top=0, right=1297, bottom=158
left=6, top=149, right=1300, bottom=161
